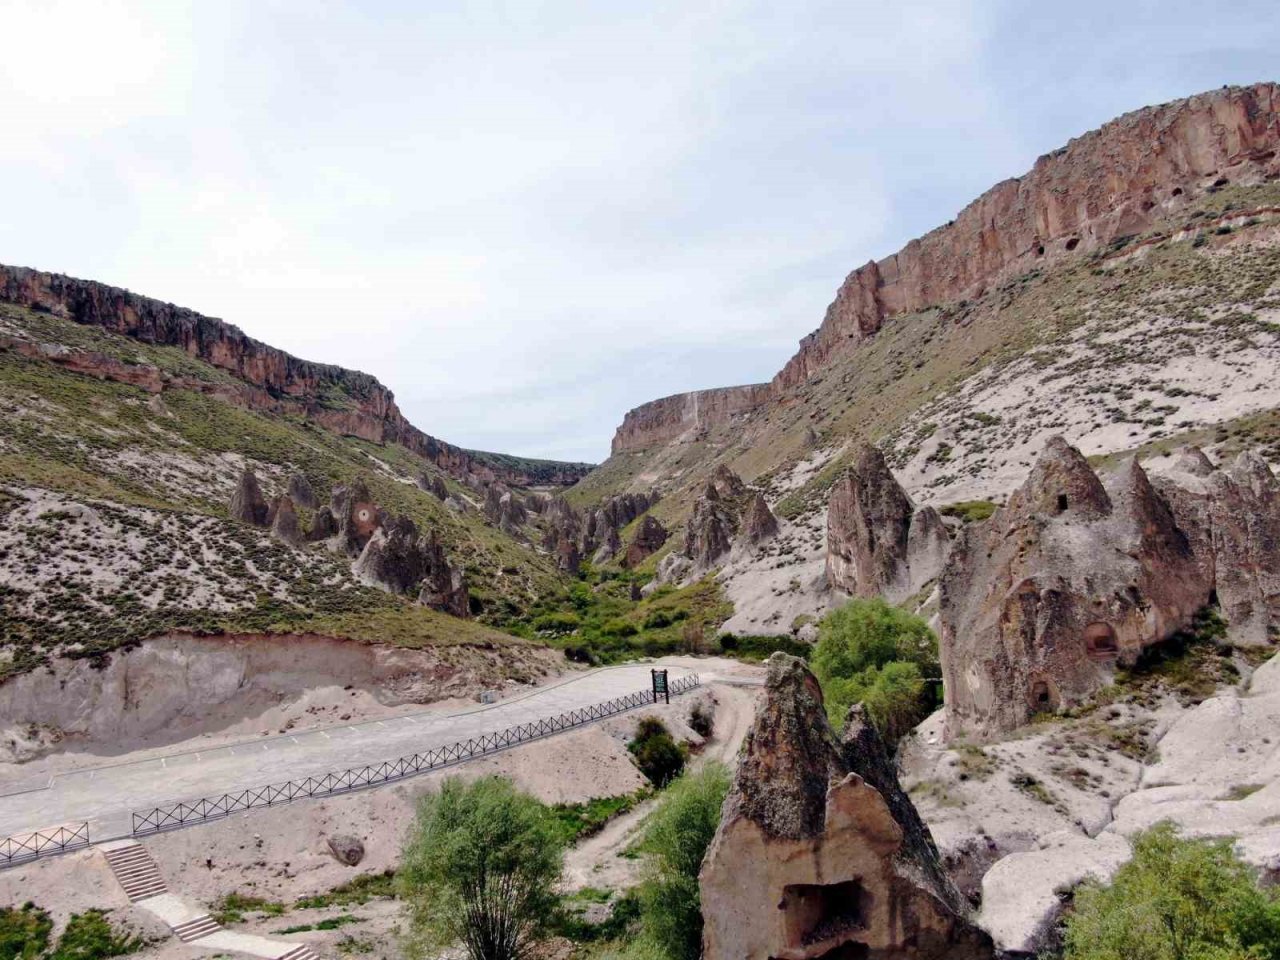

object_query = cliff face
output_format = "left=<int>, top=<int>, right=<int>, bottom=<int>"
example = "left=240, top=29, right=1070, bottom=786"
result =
left=610, top=383, right=772, bottom=454
left=610, top=83, right=1280, bottom=452
left=0, top=264, right=592, bottom=487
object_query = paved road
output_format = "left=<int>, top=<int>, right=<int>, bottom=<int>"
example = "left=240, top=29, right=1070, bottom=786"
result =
left=0, top=663, right=701, bottom=842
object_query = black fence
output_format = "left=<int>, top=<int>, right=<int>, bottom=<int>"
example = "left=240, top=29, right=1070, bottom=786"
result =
left=0, top=822, right=90, bottom=867
left=132, top=673, right=700, bottom=836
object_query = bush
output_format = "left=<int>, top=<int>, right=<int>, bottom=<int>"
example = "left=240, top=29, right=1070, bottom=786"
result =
left=398, top=776, right=564, bottom=960
left=49, top=909, right=143, bottom=960
left=1064, top=822, right=1280, bottom=960
left=812, top=598, right=940, bottom=740
left=630, top=765, right=731, bottom=960
left=602, top=619, right=638, bottom=639
left=716, top=633, right=811, bottom=661
left=629, top=718, right=686, bottom=787
left=0, top=903, right=52, bottom=960
left=687, top=702, right=713, bottom=738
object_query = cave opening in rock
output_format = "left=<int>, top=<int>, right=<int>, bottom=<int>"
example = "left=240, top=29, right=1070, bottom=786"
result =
left=1030, top=679, right=1059, bottom=713
left=1065, top=237, right=1080, bottom=251
left=780, top=880, right=871, bottom=950
left=1036, top=244, right=1045, bottom=257
left=1085, top=622, right=1118, bottom=658
left=1172, top=187, right=1184, bottom=196
left=1057, top=494, right=1069, bottom=513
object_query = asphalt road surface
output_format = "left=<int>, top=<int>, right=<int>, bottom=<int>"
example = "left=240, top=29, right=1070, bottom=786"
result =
left=0, top=662, right=705, bottom=842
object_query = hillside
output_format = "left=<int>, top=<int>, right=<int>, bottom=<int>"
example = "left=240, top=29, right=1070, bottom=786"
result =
left=576, top=83, right=1280, bottom=634
left=0, top=291, right=590, bottom=678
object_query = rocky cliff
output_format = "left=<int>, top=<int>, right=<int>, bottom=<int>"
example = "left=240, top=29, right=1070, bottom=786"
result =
left=608, top=83, right=1280, bottom=452
left=0, top=264, right=592, bottom=487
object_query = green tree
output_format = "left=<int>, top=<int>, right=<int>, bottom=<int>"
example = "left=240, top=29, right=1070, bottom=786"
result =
left=629, top=718, right=686, bottom=787
left=811, top=598, right=939, bottom=739
left=1064, top=823, right=1280, bottom=960
left=398, top=776, right=565, bottom=960
left=631, top=763, right=731, bottom=960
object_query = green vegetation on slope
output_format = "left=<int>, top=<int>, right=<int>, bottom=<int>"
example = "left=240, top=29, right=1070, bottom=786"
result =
left=812, top=597, right=940, bottom=742
left=1064, top=823, right=1280, bottom=960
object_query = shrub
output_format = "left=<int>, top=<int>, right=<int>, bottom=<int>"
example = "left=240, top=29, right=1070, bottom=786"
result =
left=630, top=765, right=731, bottom=960
left=812, top=598, right=940, bottom=739
left=0, top=903, right=52, bottom=960
left=939, top=499, right=997, bottom=523
left=629, top=718, right=686, bottom=787
left=1064, top=822, right=1280, bottom=960
left=688, top=702, right=713, bottom=738
left=602, top=619, right=638, bottom=639
left=398, top=776, right=564, bottom=960
left=49, top=909, right=143, bottom=960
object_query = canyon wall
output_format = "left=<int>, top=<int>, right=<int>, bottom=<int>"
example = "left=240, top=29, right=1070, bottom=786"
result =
left=0, top=264, right=592, bottom=487
left=610, top=383, right=772, bottom=454
left=610, top=83, right=1280, bottom=452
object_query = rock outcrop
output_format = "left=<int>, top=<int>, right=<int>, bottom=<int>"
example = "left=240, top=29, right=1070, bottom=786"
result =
left=553, top=538, right=581, bottom=576
left=286, top=472, right=318, bottom=510
left=326, top=835, right=366, bottom=867
left=417, top=532, right=471, bottom=618
left=417, top=472, right=449, bottom=502
left=826, top=445, right=949, bottom=603
left=229, top=469, right=269, bottom=527
left=623, top=515, right=669, bottom=568
left=608, top=83, right=1280, bottom=453
left=684, top=483, right=738, bottom=569
left=0, top=263, right=593, bottom=487
left=1155, top=448, right=1280, bottom=646
left=741, top=491, right=780, bottom=545
left=331, top=481, right=383, bottom=556
left=939, top=437, right=1214, bottom=737
left=269, top=495, right=304, bottom=546
left=700, top=653, right=991, bottom=960
left=579, top=491, right=658, bottom=562
left=352, top=515, right=470, bottom=617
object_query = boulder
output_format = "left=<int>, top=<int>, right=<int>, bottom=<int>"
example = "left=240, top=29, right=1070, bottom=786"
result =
left=229, top=469, right=269, bottom=526
left=826, top=444, right=948, bottom=602
left=684, top=483, right=737, bottom=569
left=286, top=472, right=318, bottom=510
left=740, top=491, right=779, bottom=545
left=269, top=495, right=304, bottom=547
left=326, top=834, right=365, bottom=867
left=700, top=653, right=991, bottom=960
left=624, top=515, right=668, bottom=567
left=939, top=437, right=1212, bottom=737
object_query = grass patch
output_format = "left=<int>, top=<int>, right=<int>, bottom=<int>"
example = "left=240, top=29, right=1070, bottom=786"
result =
left=550, top=790, right=652, bottom=846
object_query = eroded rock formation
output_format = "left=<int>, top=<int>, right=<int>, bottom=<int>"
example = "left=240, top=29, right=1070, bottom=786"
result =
left=685, top=483, right=738, bottom=569
left=269, top=495, right=304, bottom=546
left=418, top=531, right=471, bottom=618
left=701, top=653, right=991, bottom=960
left=331, top=481, right=383, bottom=556
left=286, top=472, right=318, bottom=510
left=939, top=437, right=1213, bottom=737
left=826, top=445, right=950, bottom=603
left=579, top=491, right=658, bottom=563
left=741, top=491, right=780, bottom=545
left=352, top=515, right=470, bottom=618
left=624, top=515, right=669, bottom=568
left=417, top=472, right=449, bottom=502
left=229, top=469, right=269, bottom=526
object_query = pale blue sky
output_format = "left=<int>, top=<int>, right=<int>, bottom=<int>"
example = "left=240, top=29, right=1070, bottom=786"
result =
left=2, top=1, right=1276, bottom=461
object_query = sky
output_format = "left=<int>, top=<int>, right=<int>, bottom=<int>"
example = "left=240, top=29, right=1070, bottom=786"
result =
left=1, top=2, right=1277, bottom=463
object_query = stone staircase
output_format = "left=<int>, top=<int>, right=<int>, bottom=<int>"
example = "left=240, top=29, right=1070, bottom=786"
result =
left=101, top=842, right=167, bottom=901
left=98, top=840, right=322, bottom=959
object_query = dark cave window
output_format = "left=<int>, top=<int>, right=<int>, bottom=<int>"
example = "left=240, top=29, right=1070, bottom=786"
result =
left=1057, top=494, right=1069, bottom=512
left=780, top=880, right=871, bottom=949
left=1085, top=622, right=1118, bottom=658
left=1065, top=237, right=1080, bottom=251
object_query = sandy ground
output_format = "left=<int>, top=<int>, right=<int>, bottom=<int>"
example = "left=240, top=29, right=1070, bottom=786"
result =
left=0, top=672, right=762, bottom=959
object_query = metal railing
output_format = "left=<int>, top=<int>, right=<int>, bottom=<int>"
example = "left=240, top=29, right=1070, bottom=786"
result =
left=132, top=673, right=699, bottom=836
left=0, top=822, right=90, bottom=866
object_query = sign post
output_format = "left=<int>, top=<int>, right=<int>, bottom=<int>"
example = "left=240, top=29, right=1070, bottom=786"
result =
left=651, top=668, right=669, bottom=704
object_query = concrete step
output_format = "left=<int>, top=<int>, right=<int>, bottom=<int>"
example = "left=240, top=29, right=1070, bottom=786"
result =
left=101, top=843, right=168, bottom=902
left=278, top=946, right=321, bottom=960
left=172, top=914, right=220, bottom=942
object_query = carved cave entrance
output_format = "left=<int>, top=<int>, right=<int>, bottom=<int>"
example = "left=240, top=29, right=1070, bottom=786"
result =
left=1029, top=678, right=1060, bottom=713
left=1084, top=622, right=1118, bottom=659
left=779, top=880, right=871, bottom=952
